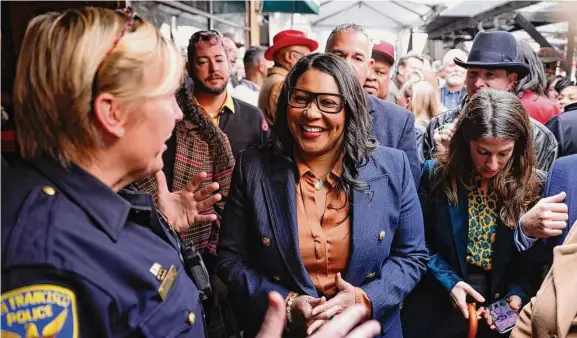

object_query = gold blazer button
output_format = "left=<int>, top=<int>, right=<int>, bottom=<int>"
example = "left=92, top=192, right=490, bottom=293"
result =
left=42, top=186, right=56, bottom=196
left=188, top=312, right=196, bottom=325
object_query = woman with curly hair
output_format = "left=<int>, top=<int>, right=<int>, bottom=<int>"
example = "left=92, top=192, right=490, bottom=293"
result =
left=403, top=88, right=544, bottom=338
left=216, top=53, right=427, bottom=338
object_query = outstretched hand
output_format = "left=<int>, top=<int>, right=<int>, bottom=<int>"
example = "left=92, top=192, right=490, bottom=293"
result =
left=155, top=170, right=221, bottom=233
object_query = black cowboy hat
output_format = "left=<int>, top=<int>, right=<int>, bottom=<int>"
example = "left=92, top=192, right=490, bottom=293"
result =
left=454, top=31, right=529, bottom=79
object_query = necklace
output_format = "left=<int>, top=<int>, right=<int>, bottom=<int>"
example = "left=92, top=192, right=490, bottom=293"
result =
left=314, top=178, right=325, bottom=191
left=313, top=170, right=333, bottom=191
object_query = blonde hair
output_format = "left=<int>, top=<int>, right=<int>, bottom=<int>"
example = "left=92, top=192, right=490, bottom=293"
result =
left=401, top=80, right=441, bottom=126
left=14, top=7, right=183, bottom=165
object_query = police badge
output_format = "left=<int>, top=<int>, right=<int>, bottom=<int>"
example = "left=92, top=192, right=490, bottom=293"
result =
left=1, top=284, right=78, bottom=338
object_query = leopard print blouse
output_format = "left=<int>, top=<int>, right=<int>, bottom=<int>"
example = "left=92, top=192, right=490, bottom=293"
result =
left=466, top=173, right=499, bottom=270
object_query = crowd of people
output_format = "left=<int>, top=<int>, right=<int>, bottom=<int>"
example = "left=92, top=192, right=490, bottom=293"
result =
left=1, top=6, right=577, bottom=338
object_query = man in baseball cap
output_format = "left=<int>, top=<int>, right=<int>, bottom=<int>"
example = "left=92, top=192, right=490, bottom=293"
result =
left=363, top=41, right=395, bottom=100
left=258, top=30, right=318, bottom=124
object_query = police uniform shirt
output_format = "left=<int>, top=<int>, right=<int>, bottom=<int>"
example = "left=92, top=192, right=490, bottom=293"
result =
left=1, top=158, right=206, bottom=337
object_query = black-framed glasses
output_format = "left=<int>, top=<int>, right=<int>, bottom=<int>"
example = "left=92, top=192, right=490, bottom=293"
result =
left=287, top=88, right=345, bottom=114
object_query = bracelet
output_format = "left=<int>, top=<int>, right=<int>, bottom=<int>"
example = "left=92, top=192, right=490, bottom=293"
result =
left=286, top=293, right=299, bottom=327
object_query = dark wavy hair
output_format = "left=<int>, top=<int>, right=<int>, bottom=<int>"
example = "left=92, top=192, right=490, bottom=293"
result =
left=269, top=53, right=377, bottom=195
left=437, top=88, right=542, bottom=228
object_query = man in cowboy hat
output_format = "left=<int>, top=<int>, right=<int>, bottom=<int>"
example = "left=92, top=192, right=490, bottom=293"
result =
left=421, top=31, right=558, bottom=172
left=258, top=29, right=318, bottom=125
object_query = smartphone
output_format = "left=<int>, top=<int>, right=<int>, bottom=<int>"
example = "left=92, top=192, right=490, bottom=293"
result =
left=487, top=299, right=519, bottom=334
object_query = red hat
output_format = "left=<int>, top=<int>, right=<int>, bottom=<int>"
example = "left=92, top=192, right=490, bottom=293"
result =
left=264, top=30, right=318, bottom=61
left=372, top=41, right=395, bottom=65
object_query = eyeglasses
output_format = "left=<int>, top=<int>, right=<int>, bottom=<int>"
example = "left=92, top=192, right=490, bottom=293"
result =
left=287, top=88, right=345, bottom=114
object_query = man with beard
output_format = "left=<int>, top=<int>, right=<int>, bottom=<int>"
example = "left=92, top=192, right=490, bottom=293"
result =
left=188, top=30, right=269, bottom=156
left=439, top=49, right=467, bottom=110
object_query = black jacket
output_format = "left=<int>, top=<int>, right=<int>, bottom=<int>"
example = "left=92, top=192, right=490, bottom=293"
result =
left=545, top=102, right=577, bottom=158
left=421, top=97, right=559, bottom=172
left=219, top=98, right=270, bottom=157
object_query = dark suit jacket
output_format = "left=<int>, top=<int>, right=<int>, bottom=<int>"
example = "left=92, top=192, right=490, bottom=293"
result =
left=215, top=146, right=428, bottom=338
left=545, top=103, right=577, bottom=158
left=219, top=98, right=270, bottom=156
left=366, top=94, right=421, bottom=185
left=524, top=155, right=577, bottom=264
left=402, top=161, right=532, bottom=337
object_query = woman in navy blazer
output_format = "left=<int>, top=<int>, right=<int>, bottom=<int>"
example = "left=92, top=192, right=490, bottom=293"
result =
left=215, top=53, right=427, bottom=338
left=402, top=89, right=544, bottom=338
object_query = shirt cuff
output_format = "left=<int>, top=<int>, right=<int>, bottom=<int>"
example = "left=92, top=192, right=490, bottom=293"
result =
left=354, top=287, right=372, bottom=318
left=514, top=221, right=538, bottom=252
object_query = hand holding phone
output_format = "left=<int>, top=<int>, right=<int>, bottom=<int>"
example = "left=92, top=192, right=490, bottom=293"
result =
left=486, top=298, right=520, bottom=334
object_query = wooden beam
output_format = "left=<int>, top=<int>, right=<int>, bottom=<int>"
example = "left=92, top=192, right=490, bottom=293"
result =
left=514, top=13, right=570, bottom=73
left=428, top=1, right=539, bottom=38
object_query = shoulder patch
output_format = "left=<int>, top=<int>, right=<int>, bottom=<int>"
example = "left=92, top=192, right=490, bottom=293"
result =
left=1, top=285, right=78, bottom=338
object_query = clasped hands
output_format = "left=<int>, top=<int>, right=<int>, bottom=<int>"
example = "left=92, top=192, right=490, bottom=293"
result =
left=290, top=273, right=366, bottom=336
left=155, top=170, right=222, bottom=234
left=450, top=281, right=522, bottom=331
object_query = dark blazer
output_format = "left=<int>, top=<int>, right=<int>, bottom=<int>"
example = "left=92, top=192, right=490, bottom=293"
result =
left=524, top=155, right=577, bottom=264
left=215, top=146, right=428, bottom=338
left=219, top=98, right=270, bottom=156
left=366, top=94, right=421, bottom=185
left=402, top=160, right=532, bottom=337
left=545, top=103, right=577, bottom=158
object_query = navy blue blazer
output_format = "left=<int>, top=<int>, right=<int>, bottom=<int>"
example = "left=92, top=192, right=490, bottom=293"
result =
left=525, top=154, right=577, bottom=264
left=402, top=161, right=533, bottom=337
left=215, top=146, right=428, bottom=338
left=545, top=104, right=577, bottom=157
left=366, top=94, right=421, bottom=186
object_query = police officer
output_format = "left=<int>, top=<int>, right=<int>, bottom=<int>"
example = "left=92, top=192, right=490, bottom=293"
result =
left=1, top=7, right=220, bottom=337
left=1, top=7, right=383, bottom=338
